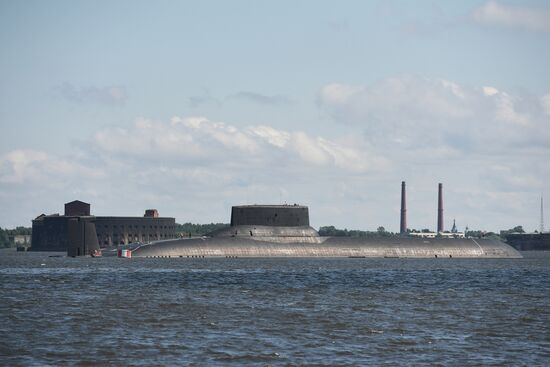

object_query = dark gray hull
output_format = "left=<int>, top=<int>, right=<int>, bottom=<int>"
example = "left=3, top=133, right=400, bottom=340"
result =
left=131, top=236, right=521, bottom=258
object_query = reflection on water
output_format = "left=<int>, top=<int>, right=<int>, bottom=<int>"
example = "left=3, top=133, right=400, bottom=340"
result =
left=1, top=249, right=549, bottom=366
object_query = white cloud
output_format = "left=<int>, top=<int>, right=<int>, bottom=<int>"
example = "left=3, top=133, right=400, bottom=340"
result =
left=247, top=125, right=291, bottom=148
left=482, top=165, right=543, bottom=190
left=291, top=132, right=331, bottom=166
left=0, top=118, right=387, bottom=228
left=541, top=94, right=550, bottom=116
left=318, top=76, right=473, bottom=132
left=318, top=84, right=363, bottom=107
left=172, top=116, right=259, bottom=154
left=483, top=86, right=499, bottom=96
left=494, top=92, right=530, bottom=126
left=472, top=1, right=550, bottom=33
left=93, top=116, right=378, bottom=173
left=0, top=150, right=47, bottom=184
left=317, top=75, right=550, bottom=153
left=0, top=149, right=102, bottom=185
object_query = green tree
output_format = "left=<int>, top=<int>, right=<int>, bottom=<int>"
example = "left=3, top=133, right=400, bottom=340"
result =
left=511, top=226, right=525, bottom=233
left=175, top=222, right=229, bottom=237
left=5, top=226, right=32, bottom=236
left=319, top=226, right=396, bottom=238
left=0, top=227, right=11, bottom=248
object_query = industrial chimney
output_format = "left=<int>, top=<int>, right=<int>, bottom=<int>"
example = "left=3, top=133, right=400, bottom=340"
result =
left=400, top=181, right=407, bottom=234
left=437, top=183, right=444, bottom=233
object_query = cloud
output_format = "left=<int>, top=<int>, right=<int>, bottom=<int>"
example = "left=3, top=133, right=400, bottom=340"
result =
left=493, top=91, right=530, bottom=126
left=56, top=82, right=128, bottom=106
left=0, top=116, right=388, bottom=228
left=481, top=164, right=543, bottom=191
left=472, top=1, right=550, bottom=33
left=91, top=116, right=379, bottom=173
left=318, top=76, right=471, bottom=126
left=482, top=86, right=499, bottom=96
left=541, top=94, right=550, bottom=116
left=227, top=91, right=293, bottom=106
left=0, top=149, right=103, bottom=185
left=1, top=79, right=548, bottom=232
left=317, top=75, right=550, bottom=154
left=246, top=125, right=290, bottom=148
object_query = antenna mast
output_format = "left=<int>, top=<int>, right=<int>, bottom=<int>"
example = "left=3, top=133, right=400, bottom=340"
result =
left=540, top=194, right=544, bottom=233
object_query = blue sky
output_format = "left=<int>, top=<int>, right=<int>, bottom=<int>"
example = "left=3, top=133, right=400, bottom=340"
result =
left=1, top=0, right=549, bottom=232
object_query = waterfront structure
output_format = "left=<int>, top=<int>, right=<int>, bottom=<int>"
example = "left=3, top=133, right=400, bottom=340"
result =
left=503, top=195, right=550, bottom=251
left=66, top=216, right=100, bottom=257
left=31, top=214, right=74, bottom=251
left=31, top=201, right=176, bottom=252
left=8, top=234, right=31, bottom=246
left=130, top=203, right=520, bottom=258
left=94, top=216, right=176, bottom=246
left=8, top=234, right=32, bottom=251
left=504, top=232, right=550, bottom=251
left=408, top=231, right=465, bottom=239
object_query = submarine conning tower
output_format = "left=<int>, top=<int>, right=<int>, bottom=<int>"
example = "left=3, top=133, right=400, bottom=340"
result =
left=230, top=204, right=310, bottom=227
left=212, top=204, right=321, bottom=243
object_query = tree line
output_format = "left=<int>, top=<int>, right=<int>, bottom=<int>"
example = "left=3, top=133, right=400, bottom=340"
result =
left=175, top=222, right=229, bottom=237
left=319, top=225, right=530, bottom=241
left=318, top=226, right=394, bottom=237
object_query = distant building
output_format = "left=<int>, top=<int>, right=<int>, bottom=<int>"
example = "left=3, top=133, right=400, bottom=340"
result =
left=31, top=214, right=71, bottom=251
left=7, top=234, right=32, bottom=250
left=94, top=216, right=175, bottom=246
left=144, top=209, right=159, bottom=218
left=451, top=219, right=458, bottom=233
left=31, top=201, right=176, bottom=251
left=10, top=234, right=32, bottom=245
left=65, top=200, right=90, bottom=216
left=409, top=231, right=465, bottom=239
left=504, top=232, right=550, bottom=251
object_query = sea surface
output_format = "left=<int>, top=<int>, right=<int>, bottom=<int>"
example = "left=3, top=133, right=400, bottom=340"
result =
left=1, top=249, right=549, bottom=366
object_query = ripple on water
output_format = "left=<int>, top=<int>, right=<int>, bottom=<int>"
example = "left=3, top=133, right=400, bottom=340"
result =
left=0, top=251, right=549, bottom=365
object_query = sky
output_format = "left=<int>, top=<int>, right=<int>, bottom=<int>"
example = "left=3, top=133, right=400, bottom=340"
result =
left=1, top=0, right=549, bottom=232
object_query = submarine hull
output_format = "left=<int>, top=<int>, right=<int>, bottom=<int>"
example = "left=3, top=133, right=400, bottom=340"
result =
left=131, top=205, right=521, bottom=258
left=131, top=236, right=521, bottom=258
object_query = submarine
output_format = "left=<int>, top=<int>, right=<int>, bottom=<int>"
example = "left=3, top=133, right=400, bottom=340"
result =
left=129, top=184, right=521, bottom=258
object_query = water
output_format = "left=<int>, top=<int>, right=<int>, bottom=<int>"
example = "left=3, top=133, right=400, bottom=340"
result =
left=1, top=249, right=549, bottom=366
